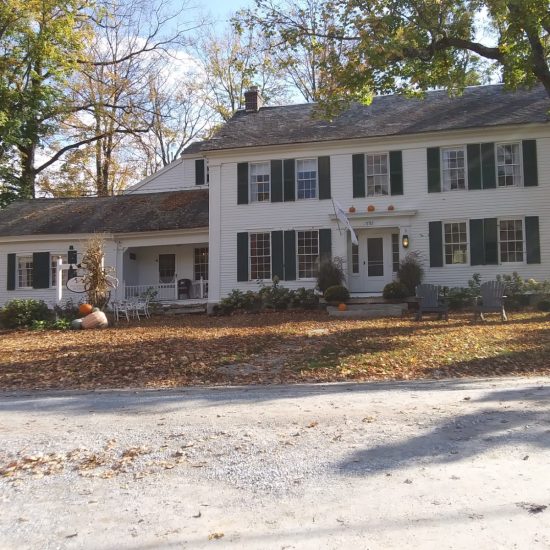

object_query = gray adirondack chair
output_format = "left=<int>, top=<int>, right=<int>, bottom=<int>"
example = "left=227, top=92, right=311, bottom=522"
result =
left=473, top=281, right=508, bottom=321
left=415, top=284, right=449, bottom=321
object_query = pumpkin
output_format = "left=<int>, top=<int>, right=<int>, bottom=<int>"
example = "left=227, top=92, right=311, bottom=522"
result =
left=348, top=206, right=356, bottom=213
left=79, top=303, right=93, bottom=315
left=71, top=319, right=83, bottom=330
left=388, top=205, right=395, bottom=211
left=82, top=311, right=109, bottom=329
left=367, top=205, right=375, bottom=212
left=92, top=307, right=101, bottom=313
left=338, top=303, right=347, bottom=311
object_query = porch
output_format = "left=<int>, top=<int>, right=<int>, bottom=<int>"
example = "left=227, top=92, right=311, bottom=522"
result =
left=120, top=242, right=208, bottom=302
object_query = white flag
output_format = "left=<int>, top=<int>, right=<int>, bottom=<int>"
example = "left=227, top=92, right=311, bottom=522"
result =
left=333, top=199, right=358, bottom=245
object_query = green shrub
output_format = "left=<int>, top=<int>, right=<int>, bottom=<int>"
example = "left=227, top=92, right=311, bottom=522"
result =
left=259, top=283, right=293, bottom=310
left=317, top=258, right=345, bottom=294
left=496, top=272, right=530, bottom=310
left=324, top=285, right=350, bottom=303
left=0, top=299, right=52, bottom=329
left=537, top=298, right=550, bottom=312
left=397, top=252, right=424, bottom=296
left=382, top=281, right=409, bottom=300
left=446, top=287, right=474, bottom=310
left=53, top=298, right=80, bottom=321
left=292, top=287, right=319, bottom=309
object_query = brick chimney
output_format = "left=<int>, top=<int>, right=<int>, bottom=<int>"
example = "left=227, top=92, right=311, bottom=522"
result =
left=244, top=86, right=263, bottom=112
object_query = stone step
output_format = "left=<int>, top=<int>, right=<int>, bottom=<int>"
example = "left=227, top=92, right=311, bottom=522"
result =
left=327, top=303, right=406, bottom=318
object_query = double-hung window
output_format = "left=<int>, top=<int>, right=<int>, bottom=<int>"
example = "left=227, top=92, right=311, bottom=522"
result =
left=296, top=159, right=317, bottom=199
left=441, top=147, right=466, bottom=191
left=497, top=143, right=521, bottom=187
left=18, top=256, right=33, bottom=288
left=351, top=243, right=359, bottom=274
left=391, top=234, right=400, bottom=273
left=444, top=222, right=468, bottom=265
left=499, top=219, right=524, bottom=263
left=250, top=162, right=270, bottom=202
left=51, top=255, right=68, bottom=287
left=250, top=233, right=271, bottom=280
left=366, top=153, right=389, bottom=196
left=194, top=247, right=209, bottom=281
left=297, top=230, right=319, bottom=278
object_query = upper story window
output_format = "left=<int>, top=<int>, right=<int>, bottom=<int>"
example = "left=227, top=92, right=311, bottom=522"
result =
left=442, top=147, right=466, bottom=191
left=18, top=256, right=33, bottom=288
left=497, top=143, right=521, bottom=187
left=444, top=222, right=468, bottom=264
left=499, top=219, right=524, bottom=262
left=250, top=162, right=270, bottom=202
left=250, top=232, right=271, bottom=279
left=366, top=153, right=389, bottom=196
left=297, top=230, right=319, bottom=278
left=296, top=158, right=317, bottom=199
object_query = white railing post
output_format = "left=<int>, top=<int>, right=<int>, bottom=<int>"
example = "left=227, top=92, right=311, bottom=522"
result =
left=56, top=257, right=63, bottom=304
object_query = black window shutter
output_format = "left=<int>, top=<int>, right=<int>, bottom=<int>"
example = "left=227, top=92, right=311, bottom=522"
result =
left=7, top=253, right=15, bottom=290
left=283, top=230, right=296, bottom=280
left=484, top=218, right=498, bottom=265
left=271, top=230, right=284, bottom=279
left=428, top=221, right=443, bottom=267
left=195, top=159, right=205, bottom=185
left=522, top=140, right=538, bottom=187
left=389, top=150, right=403, bottom=195
left=237, top=232, right=249, bottom=281
left=352, top=154, right=365, bottom=198
left=481, top=143, right=496, bottom=189
left=467, top=144, right=482, bottom=190
left=271, top=160, right=283, bottom=202
left=318, top=156, right=331, bottom=200
left=32, top=252, right=50, bottom=289
left=469, top=219, right=485, bottom=265
left=525, top=216, right=541, bottom=264
left=237, top=163, right=249, bottom=204
left=427, top=148, right=441, bottom=193
left=283, top=159, right=295, bottom=201
left=319, top=229, right=332, bottom=263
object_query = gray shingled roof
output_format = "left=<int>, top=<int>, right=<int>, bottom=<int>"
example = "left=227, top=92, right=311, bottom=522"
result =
left=186, top=85, right=549, bottom=153
left=0, top=190, right=208, bottom=237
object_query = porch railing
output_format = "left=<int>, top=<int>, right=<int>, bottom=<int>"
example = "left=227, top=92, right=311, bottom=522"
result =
left=123, top=279, right=208, bottom=301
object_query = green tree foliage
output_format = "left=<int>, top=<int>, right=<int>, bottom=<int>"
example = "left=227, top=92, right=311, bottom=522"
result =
left=249, top=0, right=550, bottom=110
left=0, top=0, right=91, bottom=198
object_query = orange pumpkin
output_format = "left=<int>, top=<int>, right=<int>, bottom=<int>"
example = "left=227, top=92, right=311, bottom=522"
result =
left=367, top=205, right=375, bottom=212
left=79, top=303, right=93, bottom=315
left=348, top=206, right=356, bottom=213
left=338, top=303, right=347, bottom=311
left=388, top=205, right=395, bottom=211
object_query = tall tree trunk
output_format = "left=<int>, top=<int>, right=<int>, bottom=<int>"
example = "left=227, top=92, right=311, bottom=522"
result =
left=18, top=145, right=36, bottom=199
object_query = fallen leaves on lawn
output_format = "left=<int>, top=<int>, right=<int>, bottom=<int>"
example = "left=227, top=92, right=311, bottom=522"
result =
left=0, top=311, right=549, bottom=391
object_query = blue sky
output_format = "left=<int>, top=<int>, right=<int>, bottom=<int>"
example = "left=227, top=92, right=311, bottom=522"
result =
left=192, top=0, right=254, bottom=26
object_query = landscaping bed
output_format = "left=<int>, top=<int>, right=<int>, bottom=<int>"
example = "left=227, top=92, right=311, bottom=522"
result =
left=1, top=311, right=549, bottom=391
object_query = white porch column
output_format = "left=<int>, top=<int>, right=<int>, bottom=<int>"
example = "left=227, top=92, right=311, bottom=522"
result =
left=207, top=162, right=222, bottom=307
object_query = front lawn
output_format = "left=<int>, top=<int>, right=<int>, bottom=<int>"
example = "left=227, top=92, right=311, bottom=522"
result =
left=1, top=312, right=549, bottom=390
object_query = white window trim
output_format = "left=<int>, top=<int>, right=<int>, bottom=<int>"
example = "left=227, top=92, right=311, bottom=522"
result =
left=495, top=142, right=523, bottom=188
left=249, top=231, right=272, bottom=281
left=498, top=217, right=526, bottom=265
left=296, top=229, right=320, bottom=280
left=295, top=157, right=318, bottom=200
left=16, top=255, right=33, bottom=289
left=442, top=220, right=470, bottom=266
left=249, top=161, right=271, bottom=203
left=365, top=151, right=390, bottom=197
left=440, top=146, right=468, bottom=192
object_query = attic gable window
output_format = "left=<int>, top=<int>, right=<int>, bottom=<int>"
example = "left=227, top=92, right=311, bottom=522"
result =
left=249, top=162, right=270, bottom=202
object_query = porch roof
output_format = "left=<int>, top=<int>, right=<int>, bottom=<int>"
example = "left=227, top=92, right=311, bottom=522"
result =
left=0, top=190, right=209, bottom=237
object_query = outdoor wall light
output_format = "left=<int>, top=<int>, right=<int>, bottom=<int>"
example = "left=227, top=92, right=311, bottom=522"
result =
left=402, top=234, right=410, bottom=249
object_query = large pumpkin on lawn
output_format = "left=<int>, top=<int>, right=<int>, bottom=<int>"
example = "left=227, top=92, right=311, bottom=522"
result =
left=79, top=303, right=93, bottom=315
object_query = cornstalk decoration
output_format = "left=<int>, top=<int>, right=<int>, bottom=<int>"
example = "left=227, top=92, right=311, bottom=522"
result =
left=80, top=235, right=114, bottom=309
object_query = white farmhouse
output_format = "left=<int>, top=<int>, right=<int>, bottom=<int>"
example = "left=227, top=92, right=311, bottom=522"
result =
left=0, top=84, right=549, bottom=309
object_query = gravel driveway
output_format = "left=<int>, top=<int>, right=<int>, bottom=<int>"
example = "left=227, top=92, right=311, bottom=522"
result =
left=1, top=377, right=550, bottom=549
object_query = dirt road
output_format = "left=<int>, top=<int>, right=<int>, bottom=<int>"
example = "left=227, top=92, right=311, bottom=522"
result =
left=1, top=378, right=549, bottom=549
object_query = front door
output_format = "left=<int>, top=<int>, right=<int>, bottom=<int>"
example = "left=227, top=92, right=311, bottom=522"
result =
left=349, top=230, right=394, bottom=293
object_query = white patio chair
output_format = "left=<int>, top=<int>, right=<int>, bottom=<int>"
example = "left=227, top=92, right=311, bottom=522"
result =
left=113, top=300, right=131, bottom=322
left=133, top=297, right=151, bottom=320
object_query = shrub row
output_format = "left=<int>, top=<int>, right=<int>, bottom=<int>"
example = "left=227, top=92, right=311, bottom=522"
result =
left=0, top=298, right=81, bottom=330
